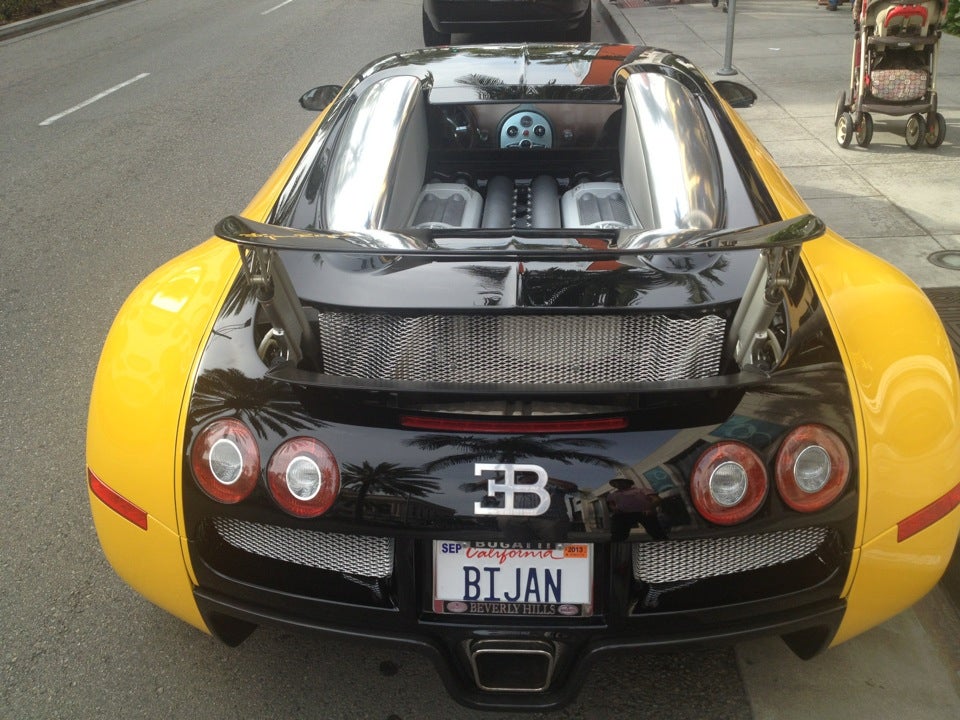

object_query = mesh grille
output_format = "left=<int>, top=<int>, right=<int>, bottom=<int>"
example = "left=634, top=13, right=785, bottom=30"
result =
left=632, top=527, right=829, bottom=584
left=318, top=312, right=726, bottom=384
left=212, top=517, right=394, bottom=578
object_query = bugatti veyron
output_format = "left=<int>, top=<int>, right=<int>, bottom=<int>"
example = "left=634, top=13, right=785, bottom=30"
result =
left=87, top=43, right=960, bottom=710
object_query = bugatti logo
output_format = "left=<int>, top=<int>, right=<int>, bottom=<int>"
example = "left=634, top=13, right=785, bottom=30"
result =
left=473, top=463, right=550, bottom=516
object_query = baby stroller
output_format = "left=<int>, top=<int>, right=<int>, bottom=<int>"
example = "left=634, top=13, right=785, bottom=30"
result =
left=835, top=0, right=947, bottom=148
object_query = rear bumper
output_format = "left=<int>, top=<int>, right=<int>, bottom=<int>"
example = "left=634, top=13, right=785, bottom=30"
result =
left=191, top=528, right=848, bottom=710
left=195, top=584, right=844, bottom=711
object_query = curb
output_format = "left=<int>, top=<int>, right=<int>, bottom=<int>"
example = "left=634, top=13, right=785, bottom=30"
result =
left=0, top=0, right=132, bottom=41
left=595, top=0, right=630, bottom=43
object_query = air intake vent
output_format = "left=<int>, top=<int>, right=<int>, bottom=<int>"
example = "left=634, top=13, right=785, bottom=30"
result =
left=212, top=517, right=394, bottom=578
left=318, top=312, right=726, bottom=384
left=633, top=527, right=829, bottom=584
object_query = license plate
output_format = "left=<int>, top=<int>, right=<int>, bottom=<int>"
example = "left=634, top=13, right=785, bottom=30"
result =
left=433, top=541, right=592, bottom=616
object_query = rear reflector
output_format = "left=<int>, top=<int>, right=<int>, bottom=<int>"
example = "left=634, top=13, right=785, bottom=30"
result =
left=88, top=468, right=148, bottom=530
left=400, top=415, right=627, bottom=434
left=897, top=481, right=960, bottom=542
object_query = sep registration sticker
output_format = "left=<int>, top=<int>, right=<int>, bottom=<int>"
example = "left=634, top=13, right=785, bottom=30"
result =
left=433, top=541, right=592, bottom=616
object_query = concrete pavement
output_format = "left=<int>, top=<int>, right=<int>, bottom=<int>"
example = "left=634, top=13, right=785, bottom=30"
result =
left=597, top=1, right=960, bottom=716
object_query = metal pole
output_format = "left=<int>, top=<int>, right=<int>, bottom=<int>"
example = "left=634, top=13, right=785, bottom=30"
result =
left=717, top=0, right=739, bottom=76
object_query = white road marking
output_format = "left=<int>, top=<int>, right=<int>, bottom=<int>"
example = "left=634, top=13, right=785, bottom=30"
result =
left=39, top=73, right=150, bottom=126
left=262, top=0, right=296, bottom=15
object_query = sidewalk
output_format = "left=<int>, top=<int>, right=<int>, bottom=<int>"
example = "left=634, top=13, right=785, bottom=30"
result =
left=597, top=1, right=960, bottom=716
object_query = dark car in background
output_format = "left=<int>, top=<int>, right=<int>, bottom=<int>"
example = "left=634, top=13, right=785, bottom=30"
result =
left=422, top=0, right=592, bottom=46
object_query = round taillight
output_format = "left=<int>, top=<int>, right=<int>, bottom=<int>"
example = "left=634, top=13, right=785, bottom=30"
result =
left=776, top=424, right=850, bottom=512
left=690, top=441, right=768, bottom=525
left=267, top=437, right=340, bottom=518
left=191, top=419, right=260, bottom=503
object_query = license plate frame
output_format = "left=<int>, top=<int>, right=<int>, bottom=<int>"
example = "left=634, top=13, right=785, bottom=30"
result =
left=433, top=540, right=593, bottom=617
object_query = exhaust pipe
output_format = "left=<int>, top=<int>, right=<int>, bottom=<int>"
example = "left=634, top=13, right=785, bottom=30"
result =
left=466, top=639, right=558, bottom=693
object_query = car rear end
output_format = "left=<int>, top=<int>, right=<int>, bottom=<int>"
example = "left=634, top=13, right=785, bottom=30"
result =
left=181, top=215, right=859, bottom=709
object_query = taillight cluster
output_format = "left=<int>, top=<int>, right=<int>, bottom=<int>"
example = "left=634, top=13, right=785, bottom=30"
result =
left=690, top=424, right=850, bottom=526
left=190, top=420, right=340, bottom=518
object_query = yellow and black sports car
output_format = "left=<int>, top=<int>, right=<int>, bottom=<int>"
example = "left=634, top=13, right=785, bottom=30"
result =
left=87, top=44, right=960, bottom=711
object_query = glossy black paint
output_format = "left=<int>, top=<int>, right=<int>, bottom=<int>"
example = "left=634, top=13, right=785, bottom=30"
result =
left=184, top=262, right=856, bottom=537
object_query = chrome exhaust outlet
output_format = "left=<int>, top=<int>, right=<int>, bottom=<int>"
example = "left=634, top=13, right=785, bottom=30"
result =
left=466, top=639, right=557, bottom=693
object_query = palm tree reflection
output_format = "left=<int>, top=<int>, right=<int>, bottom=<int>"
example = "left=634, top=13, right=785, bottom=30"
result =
left=341, top=461, right=439, bottom=521
left=521, top=253, right=731, bottom=307
left=408, top=433, right=621, bottom=541
left=191, top=368, right=323, bottom=438
left=409, top=433, right=620, bottom=474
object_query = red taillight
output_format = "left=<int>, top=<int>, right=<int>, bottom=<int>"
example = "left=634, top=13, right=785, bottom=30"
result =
left=775, top=424, right=850, bottom=512
left=690, top=441, right=768, bottom=525
left=190, top=419, right=260, bottom=504
left=267, top=437, right=340, bottom=518
left=88, top=468, right=148, bottom=530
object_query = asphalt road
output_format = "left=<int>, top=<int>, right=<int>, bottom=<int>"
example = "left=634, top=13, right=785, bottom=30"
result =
left=0, top=2, right=752, bottom=719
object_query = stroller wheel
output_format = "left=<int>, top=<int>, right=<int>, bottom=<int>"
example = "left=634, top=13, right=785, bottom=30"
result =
left=905, top=113, right=925, bottom=150
left=855, top=113, right=873, bottom=148
left=925, top=113, right=946, bottom=149
left=836, top=112, right=854, bottom=148
left=834, top=91, right=847, bottom=127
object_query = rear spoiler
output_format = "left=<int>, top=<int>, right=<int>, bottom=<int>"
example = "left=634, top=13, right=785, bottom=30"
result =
left=214, top=214, right=824, bottom=257
left=214, top=214, right=825, bottom=378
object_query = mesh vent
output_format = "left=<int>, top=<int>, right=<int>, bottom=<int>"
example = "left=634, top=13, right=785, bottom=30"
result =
left=212, top=517, right=394, bottom=578
left=318, top=312, right=725, bottom=384
left=632, top=527, right=829, bottom=584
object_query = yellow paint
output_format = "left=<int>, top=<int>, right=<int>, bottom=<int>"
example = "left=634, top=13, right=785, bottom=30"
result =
left=89, top=489, right=208, bottom=632
left=832, top=506, right=960, bottom=645
left=86, top=239, right=239, bottom=532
